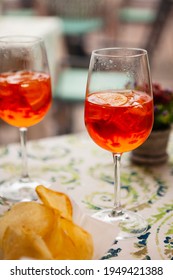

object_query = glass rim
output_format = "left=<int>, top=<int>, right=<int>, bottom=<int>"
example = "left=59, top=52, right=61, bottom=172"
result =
left=0, top=35, right=43, bottom=44
left=92, top=47, right=148, bottom=58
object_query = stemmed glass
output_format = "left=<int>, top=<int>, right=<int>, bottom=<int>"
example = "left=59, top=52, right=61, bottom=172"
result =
left=0, top=36, right=52, bottom=202
left=84, top=48, right=154, bottom=239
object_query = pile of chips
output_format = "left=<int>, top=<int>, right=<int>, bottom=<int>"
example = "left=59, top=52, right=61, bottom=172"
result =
left=0, top=185, right=93, bottom=260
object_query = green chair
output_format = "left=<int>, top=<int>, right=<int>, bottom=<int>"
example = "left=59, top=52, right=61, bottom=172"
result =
left=117, top=0, right=173, bottom=64
left=54, top=68, right=88, bottom=102
left=61, top=18, right=103, bottom=36
left=119, top=7, right=156, bottom=24
left=53, top=68, right=88, bottom=134
left=45, top=0, right=105, bottom=56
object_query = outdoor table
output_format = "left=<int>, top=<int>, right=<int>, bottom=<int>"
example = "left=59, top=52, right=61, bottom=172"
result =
left=0, top=131, right=173, bottom=260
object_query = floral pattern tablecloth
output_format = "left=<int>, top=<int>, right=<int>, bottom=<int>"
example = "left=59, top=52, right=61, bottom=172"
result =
left=0, top=132, right=173, bottom=260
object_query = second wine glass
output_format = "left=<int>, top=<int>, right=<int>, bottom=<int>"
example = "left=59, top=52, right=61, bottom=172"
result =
left=0, top=36, right=52, bottom=202
left=84, top=47, right=154, bottom=239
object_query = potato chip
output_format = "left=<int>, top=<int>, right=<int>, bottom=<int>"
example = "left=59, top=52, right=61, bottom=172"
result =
left=36, top=185, right=73, bottom=220
left=2, top=226, right=53, bottom=260
left=44, top=216, right=93, bottom=260
left=0, top=186, right=94, bottom=260
left=0, top=201, right=56, bottom=248
left=43, top=214, right=70, bottom=259
left=60, top=217, right=93, bottom=260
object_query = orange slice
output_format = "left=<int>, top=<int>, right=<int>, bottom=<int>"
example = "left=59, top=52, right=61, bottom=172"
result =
left=89, top=92, right=128, bottom=106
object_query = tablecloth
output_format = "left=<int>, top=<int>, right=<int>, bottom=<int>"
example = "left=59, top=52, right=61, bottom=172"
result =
left=0, top=131, right=173, bottom=260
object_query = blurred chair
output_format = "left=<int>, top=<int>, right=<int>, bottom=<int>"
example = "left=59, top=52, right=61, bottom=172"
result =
left=38, top=0, right=106, bottom=57
left=116, top=0, right=173, bottom=64
left=2, top=0, right=35, bottom=16
left=53, top=54, right=89, bottom=134
left=117, top=0, right=158, bottom=47
left=144, top=0, right=173, bottom=62
left=53, top=67, right=88, bottom=134
left=119, top=0, right=157, bottom=24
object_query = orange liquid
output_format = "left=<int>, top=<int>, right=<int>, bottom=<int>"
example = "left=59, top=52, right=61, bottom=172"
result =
left=0, top=71, right=52, bottom=127
left=85, top=90, right=153, bottom=153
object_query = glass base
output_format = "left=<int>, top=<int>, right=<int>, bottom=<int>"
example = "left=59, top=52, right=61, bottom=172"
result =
left=0, top=177, right=51, bottom=203
left=93, top=208, right=148, bottom=240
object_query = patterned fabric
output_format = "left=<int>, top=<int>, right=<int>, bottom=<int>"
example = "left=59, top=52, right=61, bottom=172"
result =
left=0, top=131, right=173, bottom=260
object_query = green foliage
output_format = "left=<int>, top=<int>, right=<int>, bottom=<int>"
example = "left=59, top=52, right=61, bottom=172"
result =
left=152, top=83, right=173, bottom=130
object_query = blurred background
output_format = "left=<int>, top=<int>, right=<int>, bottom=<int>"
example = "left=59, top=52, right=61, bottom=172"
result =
left=0, top=0, right=173, bottom=144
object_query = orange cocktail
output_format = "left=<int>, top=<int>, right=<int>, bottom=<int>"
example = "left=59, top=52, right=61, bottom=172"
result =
left=0, top=70, right=51, bottom=127
left=85, top=90, right=153, bottom=153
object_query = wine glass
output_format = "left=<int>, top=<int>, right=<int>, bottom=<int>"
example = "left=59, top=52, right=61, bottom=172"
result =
left=0, top=36, right=52, bottom=202
left=84, top=47, right=154, bottom=239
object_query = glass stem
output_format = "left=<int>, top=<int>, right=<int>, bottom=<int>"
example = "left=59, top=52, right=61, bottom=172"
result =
left=19, top=127, right=30, bottom=182
left=111, top=153, right=123, bottom=217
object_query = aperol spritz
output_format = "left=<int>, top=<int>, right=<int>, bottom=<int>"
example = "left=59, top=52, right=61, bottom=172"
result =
left=0, top=36, right=52, bottom=202
left=84, top=48, right=154, bottom=239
